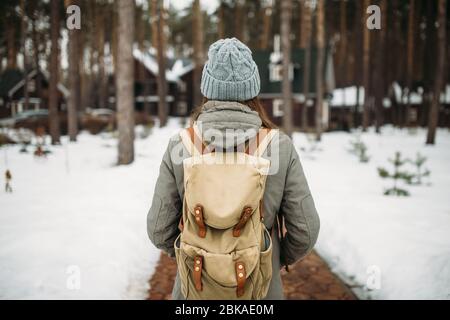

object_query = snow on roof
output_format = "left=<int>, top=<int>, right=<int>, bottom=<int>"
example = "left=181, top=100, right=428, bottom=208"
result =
left=441, top=85, right=450, bottom=104
left=330, top=86, right=364, bottom=107
left=133, top=48, right=179, bottom=82
left=392, top=82, right=423, bottom=105
left=170, top=59, right=194, bottom=79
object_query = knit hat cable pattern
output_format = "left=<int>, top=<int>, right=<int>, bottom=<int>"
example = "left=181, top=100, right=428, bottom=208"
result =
left=200, top=38, right=261, bottom=101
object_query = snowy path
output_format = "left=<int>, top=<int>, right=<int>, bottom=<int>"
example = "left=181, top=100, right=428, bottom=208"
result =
left=0, top=120, right=181, bottom=299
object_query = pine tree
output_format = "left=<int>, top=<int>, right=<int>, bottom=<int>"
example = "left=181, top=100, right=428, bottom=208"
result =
left=156, top=0, right=167, bottom=127
left=426, top=0, right=447, bottom=145
left=378, top=152, right=414, bottom=196
left=49, top=0, right=61, bottom=145
left=315, top=0, right=325, bottom=141
left=66, top=0, right=81, bottom=142
left=281, top=0, right=293, bottom=137
left=408, top=153, right=430, bottom=185
left=116, top=0, right=135, bottom=165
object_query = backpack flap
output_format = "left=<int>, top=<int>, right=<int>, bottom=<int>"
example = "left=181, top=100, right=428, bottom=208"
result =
left=184, top=156, right=268, bottom=229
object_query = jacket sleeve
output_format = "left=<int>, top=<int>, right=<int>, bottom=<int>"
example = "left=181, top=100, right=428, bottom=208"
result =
left=147, top=139, right=182, bottom=257
left=279, top=143, right=320, bottom=266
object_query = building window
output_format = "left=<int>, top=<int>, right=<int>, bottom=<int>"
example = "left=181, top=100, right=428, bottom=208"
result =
left=272, top=99, right=284, bottom=117
left=269, top=64, right=283, bottom=82
left=269, top=63, right=294, bottom=82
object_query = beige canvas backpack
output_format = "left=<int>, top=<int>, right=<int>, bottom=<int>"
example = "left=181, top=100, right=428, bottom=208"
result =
left=174, top=124, right=277, bottom=300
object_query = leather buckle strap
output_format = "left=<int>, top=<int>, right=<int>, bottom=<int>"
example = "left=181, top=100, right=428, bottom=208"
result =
left=178, top=216, right=184, bottom=232
left=194, top=204, right=206, bottom=238
left=235, top=261, right=246, bottom=297
left=193, top=255, right=203, bottom=291
left=233, top=206, right=253, bottom=237
left=259, top=199, right=264, bottom=222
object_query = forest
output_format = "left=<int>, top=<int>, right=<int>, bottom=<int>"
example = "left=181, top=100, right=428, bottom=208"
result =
left=0, top=0, right=448, bottom=164
left=0, top=0, right=449, bottom=301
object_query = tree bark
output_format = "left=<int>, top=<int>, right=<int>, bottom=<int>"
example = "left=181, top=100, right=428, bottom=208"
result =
left=218, top=1, right=225, bottom=39
left=338, top=0, right=347, bottom=88
left=315, top=0, right=325, bottom=141
left=7, top=17, right=17, bottom=69
left=66, top=0, right=80, bottom=141
left=426, top=0, right=446, bottom=145
left=49, top=0, right=61, bottom=144
left=234, top=0, right=244, bottom=41
left=20, top=0, right=30, bottom=111
left=97, top=3, right=107, bottom=109
left=156, top=1, right=167, bottom=127
left=260, top=3, right=272, bottom=50
left=192, top=0, right=204, bottom=108
left=405, top=0, right=415, bottom=127
left=281, top=0, right=293, bottom=137
left=116, top=0, right=135, bottom=164
left=362, top=0, right=371, bottom=131
left=300, top=0, right=311, bottom=130
left=150, top=0, right=159, bottom=47
left=374, top=0, right=386, bottom=133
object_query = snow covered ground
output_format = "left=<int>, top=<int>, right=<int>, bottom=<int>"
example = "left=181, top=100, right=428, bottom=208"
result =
left=0, top=119, right=182, bottom=299
left=1, top=121, right=449, bottom=299
left=294, top=127, right=450, bottom=300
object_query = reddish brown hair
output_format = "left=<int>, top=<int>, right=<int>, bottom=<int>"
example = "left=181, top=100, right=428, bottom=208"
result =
left=190, top=97, right=277, bottom=129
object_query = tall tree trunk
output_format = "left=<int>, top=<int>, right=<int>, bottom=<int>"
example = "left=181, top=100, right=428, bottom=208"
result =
left=192, top=0, right=204, bottom=108
left=281, top=0, right=293, bottom=137
left=362, top=0, right=371, bottom=131
left=405, top=0, right=415, bottom=127
left=234, top=0, right=244, bottom=41
left=156, top=1, right=167, bottom=127
left=338, top=0, right=347, bottom=87
left=116, top=0, right=135, bottom=164
left=218, top=1, right=225, bottom=39
left=112, top=2, right=119, bottom=72
left=374, top=0, right=387, bottom=133
left=49, top=0, right=61, bottom=144
left=300, top=0, right=311, bottom=130
left=20, top=0, right=30, bottom=111
left=353, top=0, right=362, bottom=127
left=426, top=0, right=446, bottom=145
left=97, top=3, right=107, bottom=109
left=260, top=2, right=272, bottom=49
left=150, top=0, right=159, bottom=47
left=315, top=0, right=325, bottom=141
left=7, top=17, right=17, bottom=69
left=66, top=0, right=80, bottom=141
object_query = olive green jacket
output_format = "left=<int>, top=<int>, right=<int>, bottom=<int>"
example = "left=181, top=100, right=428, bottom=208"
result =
left=147, top=100, right=320, bottom=300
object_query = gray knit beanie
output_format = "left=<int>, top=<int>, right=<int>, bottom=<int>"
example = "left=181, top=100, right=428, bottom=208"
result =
left=200, top=38, right=260, bottom=101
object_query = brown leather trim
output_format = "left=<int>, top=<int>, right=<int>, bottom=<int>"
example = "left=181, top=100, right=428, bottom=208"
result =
left=194, top=204, right=206, bottom=238
left=235, top=261, right=246, bottom=297
left=187, top=127, right=214, bottom=154
left=245, top=128, right=270, bottom=155
left=233, top=206, right=253, bottom=237
left=259, top=199, right=264, bottom=222
left=178, top=216, right=184, bottom=232
left=193, top=255, right=203, bottom=291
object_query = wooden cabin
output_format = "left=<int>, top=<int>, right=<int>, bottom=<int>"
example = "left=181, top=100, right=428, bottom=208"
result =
left=0, top=68, right=68, bottom=119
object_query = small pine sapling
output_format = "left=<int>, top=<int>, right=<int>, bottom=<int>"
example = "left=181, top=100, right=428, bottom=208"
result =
left=408, top=152, right=430, bottom=185
left=348, top=135, right=370, bottom=163
left=377, top=151, right=414, bottom=196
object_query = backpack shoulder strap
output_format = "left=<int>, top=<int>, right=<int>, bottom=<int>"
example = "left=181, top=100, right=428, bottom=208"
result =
left=179, top=125, right=215, bottom=157
left=246, top=128, right=278, bottom=157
